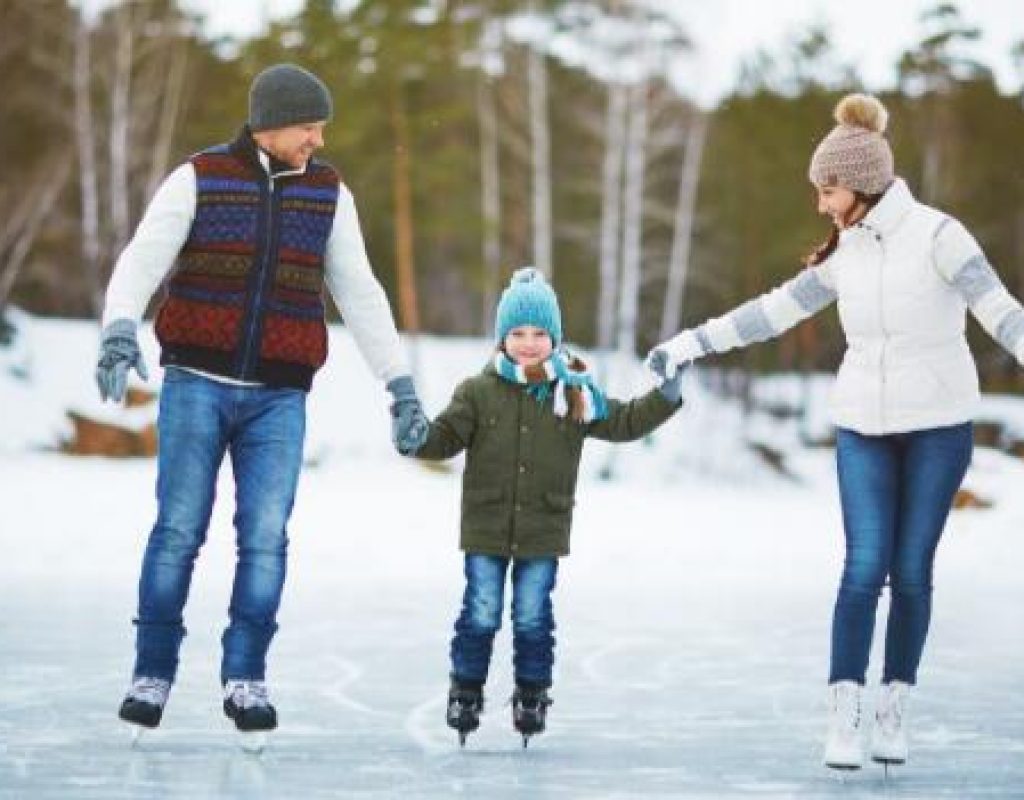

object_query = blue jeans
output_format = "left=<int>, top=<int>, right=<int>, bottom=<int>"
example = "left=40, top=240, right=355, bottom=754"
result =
left=830, top=423, right=972, bottom=685
left=133, top=369, right=306, bottom=684
left=450, top=554, right=558, bottom=689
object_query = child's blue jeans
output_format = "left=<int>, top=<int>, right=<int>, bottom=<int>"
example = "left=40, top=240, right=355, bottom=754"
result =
left=450, top=554, right=558, bottom=689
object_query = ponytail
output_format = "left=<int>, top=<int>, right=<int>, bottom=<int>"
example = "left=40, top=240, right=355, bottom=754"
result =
left=803, top=190, right=885, bottom=266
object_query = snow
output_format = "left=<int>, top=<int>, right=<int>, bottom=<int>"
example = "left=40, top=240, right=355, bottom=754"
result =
left=1, top=314, right=1023, bottom=799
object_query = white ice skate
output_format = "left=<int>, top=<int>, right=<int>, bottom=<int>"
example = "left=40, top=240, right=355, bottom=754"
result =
left=118, top=677, right=171, bottom=744
left=824, top=680, right=864, bottom=771
left=871, top=681, right=909, bottom=767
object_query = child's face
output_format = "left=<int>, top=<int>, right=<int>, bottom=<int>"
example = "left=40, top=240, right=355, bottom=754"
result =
left=504, top=325, right=553, bottom=367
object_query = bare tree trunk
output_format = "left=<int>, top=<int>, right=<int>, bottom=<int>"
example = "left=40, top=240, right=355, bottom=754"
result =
left=478, top=69, right=501, bottom=333
left=597, top=81, right=627, bottom=353
left=109, top=3, right=133, bottom=253
left=390, top=78, right=420, bottom=334
left=659, top=110, right=707, bottom=340
left=145, top=23, right=189, bottom=201
left=526, top=21, right=552, bottom=279
left=74, top=14, right=103, bottom=316
left=0, top=157, right=74, bottom=309
left=615, top=77, right=647, bottom=358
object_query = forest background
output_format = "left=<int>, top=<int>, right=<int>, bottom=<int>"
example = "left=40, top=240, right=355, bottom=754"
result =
left=4, top=0, right=1024, bottom=393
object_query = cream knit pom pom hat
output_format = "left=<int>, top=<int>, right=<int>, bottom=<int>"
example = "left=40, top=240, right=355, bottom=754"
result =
left=808, top=93, right=894, bottom=195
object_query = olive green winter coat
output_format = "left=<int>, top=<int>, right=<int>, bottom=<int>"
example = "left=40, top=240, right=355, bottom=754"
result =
left=416, top=364, right=680, bottom=558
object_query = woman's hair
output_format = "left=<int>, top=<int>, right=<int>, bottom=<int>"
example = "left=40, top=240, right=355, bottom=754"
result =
left=803, top=191, right=884, bottom=266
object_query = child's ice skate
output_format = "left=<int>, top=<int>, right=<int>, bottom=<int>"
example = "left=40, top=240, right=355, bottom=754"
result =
left=118, top=677, right=171, bottom=744
left=223, top=680, right=277, bottom=754
left=511, top=685, right=552, bottom=748
left=446, top=682, right=484, bottom=747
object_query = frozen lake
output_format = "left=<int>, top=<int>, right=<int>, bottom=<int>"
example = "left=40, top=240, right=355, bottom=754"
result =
left=2, top=450, right=1023, bottom=800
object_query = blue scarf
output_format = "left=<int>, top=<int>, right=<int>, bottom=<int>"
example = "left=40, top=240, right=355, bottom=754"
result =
left=493, top=349, right=608, bottom=422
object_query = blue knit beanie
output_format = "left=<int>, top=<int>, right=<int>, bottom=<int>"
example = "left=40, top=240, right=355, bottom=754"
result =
left=495, top=267, right=562, bottom=346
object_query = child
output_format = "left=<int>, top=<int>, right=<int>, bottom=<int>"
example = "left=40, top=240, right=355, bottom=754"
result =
left=408, top=268, right=684, bottom=746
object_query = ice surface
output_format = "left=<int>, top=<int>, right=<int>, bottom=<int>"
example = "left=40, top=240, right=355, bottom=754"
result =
left=1, top=318, right=1022, bottom=798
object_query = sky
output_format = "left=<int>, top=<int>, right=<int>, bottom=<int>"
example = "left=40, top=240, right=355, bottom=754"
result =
left=76, top=0, right=1024, bottom=107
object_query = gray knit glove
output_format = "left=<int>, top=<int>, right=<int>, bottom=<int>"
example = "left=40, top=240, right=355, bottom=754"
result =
left=655, top=350, right=688, bottom=403
left=646, top=347, right=675, bottom=381
left=387, top=375, right=429, bottom=455
left=96, top=319, right=149, bottom=402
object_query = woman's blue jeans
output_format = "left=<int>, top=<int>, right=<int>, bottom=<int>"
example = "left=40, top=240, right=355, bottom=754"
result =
left=133, top=369, right=306, bottom=685
left=450, top=554, right=558, bottom=689
left=830, top=422, right=972, bottom=685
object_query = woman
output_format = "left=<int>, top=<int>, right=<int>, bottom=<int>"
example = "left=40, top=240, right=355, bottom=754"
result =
left=648, top=93, right=1024, bottom=770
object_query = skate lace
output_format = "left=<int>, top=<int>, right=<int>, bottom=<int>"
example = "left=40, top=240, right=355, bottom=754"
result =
left=513, top=690, right=551, bottom=713
left=830, top=686, right=860, bottom=735
left=450, top=689, right=482, bottom=713
left=877, top=687, right=904, bottom=735
left=129, top=677, right=170, bottom=706
left=226, top=680, right=270, bottom=710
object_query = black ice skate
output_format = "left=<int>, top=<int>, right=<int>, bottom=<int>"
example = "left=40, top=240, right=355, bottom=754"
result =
left=511, top=685, right=551, bottom=748
left=446, top=682, right=484, bottom=747
left=119, top=677, right=171, bottom=744
left=223, top=680, right=277, bottom=753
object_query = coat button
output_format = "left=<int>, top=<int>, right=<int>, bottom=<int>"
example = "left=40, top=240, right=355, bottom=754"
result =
left=514, top=503, right=521, bottom=512
left=520, top=425, right=529, bottom=433
left=519, top=464, right=526, bottom=473
left=511, top=543, right=519, bottom=552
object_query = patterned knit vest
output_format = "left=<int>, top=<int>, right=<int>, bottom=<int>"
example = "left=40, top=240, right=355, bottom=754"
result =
left=154, top=132, right=340, bottom=390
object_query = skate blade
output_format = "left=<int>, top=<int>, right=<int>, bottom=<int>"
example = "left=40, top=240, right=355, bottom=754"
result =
left=824, top=761, right=862, bottom=772
left=124, top=722, right=150, bottom=747
left=239, top=731, right=269, bottom=755
left=871, top=755, right=905, bottom=766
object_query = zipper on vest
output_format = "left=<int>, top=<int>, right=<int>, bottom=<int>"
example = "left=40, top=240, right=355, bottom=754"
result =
left=239, top=174, right=282, bottom=379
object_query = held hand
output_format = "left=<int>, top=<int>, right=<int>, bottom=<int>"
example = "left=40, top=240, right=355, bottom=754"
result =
left=645, top=346, right=683, bottom=381
left=96, top=319, right=149, bottom=402
left=387, top=375, right=429, bottom=456
left=657, top=361, right=689, bottom=404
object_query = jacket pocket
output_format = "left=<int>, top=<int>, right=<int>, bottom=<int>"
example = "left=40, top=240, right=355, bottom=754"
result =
left=543, top=491, right=575, bottom=511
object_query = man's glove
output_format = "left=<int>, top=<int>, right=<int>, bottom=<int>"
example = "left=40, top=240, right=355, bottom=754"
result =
left=96, top=319, right=149, bottom=402
left=387, top=375, right=429, bottom=455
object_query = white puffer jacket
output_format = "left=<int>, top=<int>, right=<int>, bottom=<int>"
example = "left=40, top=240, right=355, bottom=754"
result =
left=657, top=178, right=1024, bottom=435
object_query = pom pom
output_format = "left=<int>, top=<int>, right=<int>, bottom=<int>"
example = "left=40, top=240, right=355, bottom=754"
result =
left=511, top=266, right=542, bottom=284
left=833, top=93, right=888, bottom=134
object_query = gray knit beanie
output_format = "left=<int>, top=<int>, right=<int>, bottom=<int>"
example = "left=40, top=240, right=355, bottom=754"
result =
left=808, top=93, right=893, bottom=195
left=248, top=64, right=333, bottom=132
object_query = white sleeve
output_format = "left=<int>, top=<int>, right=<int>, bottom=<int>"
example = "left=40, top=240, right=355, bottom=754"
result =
left=101, top=163, right=195, bottom=327
left=934, top=217, right=1024, bottom=364
left=324, top=184, right=409, bottom=383
left=660, top=261, right=837, bottom=364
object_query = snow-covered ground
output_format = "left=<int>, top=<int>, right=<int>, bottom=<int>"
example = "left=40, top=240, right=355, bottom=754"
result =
left=1, top=315, right=1023, bottom=799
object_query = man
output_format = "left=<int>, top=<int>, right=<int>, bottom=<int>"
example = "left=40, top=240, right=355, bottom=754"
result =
left=96, top=63, right=428, bottom=736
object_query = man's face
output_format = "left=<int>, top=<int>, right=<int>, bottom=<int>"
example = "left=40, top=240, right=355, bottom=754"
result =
left=256, top=121, right=326, bottom=169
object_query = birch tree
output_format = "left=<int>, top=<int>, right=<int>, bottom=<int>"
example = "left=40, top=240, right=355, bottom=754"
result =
left=525, top=0, right=553, bottom=279
left=658, top=108, right=706, bottom=341
left=475, top=14, right=505, bottom=332
left=74, top=13, right=102, bottom=314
